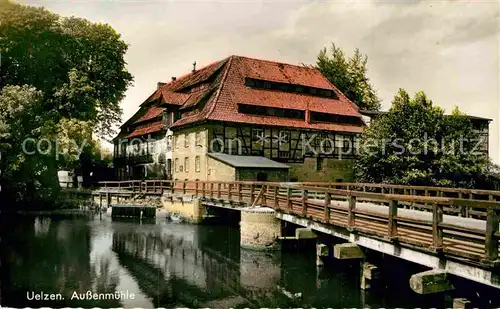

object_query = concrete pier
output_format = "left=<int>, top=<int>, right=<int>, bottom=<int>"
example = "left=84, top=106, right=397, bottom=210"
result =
left=333, top=243, right=365, bottom=260
left=360, top=262, right=379, bottom=290
left=409, top=270, right=454, bottom=294
left=240, top=207, right=281, bottom=250
left=316, top=243, right=329, bottom=267
left=453, top=298, right=472, bottom=309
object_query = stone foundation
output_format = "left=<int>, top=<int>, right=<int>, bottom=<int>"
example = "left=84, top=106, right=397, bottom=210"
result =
left=240, top=207, right=281, bottom=250
left=161, top=194, right=205, bottom=223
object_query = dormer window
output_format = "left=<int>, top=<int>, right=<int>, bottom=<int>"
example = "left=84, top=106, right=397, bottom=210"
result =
left=244, top=77, right=338, bottom=99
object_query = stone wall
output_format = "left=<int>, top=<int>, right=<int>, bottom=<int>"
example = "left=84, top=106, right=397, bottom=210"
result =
left=161, top=195, right=204, bottom=223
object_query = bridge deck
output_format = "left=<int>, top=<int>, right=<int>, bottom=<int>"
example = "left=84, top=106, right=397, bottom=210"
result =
left=97, top=180, right=500, bottom=270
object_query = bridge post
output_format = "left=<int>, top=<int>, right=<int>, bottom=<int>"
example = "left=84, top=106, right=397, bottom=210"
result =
left=250, top=185, right=255, bottom=204
left=202, top=182, right=206, bottom=198
left=324, top=192, right=331, bottom=223
left=273, top=186, right=279, bottom=208
left=388, top=200, right=398, bottom=240
left=348, top=195, right=356, bottom=230
left=301, top=189, right=308, bottom=217
left=228, top=183, right=232, bottom=202
left=237, top=183, right=242, bottom=202
left=240, top=207, right=281, bottom=250
left=287, top=187, right=292, bottom=210
left=432, top=203, right=444, bottom=251
left=484, top=208, right=499, bottom=263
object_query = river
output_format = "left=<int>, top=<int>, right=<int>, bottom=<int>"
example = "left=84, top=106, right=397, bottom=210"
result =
left=1, top=213, right=497, bottom=308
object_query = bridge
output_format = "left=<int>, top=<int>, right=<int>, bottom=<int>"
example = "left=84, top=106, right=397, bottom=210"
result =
left=96, top=180, right=500, bottom=295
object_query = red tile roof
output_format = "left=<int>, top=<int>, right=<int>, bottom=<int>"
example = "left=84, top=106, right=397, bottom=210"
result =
left=125, top=120, right=164, bottom=138
left=143, top=59, right=227, bottom=106
left=170, top=55, right=363, bottom=133
left=122, top=55, right=364, bottom=137
left=133, top=106, right=165, bottom=124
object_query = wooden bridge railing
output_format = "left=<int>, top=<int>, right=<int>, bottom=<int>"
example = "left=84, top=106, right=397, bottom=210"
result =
left=97, top=180, right=500, bottom=266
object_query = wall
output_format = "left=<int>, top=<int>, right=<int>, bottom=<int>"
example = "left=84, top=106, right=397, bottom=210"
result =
left=161, top=197, right=204, bottom=223
left=240, top=209, right=281, bottom=250
left=288, top=158, right=354, bottom=182
left=206, top=157, right=235, bottom=181
left=172, top=126, right=209, bottom=180
left=237, top=168, right=288, bottom=182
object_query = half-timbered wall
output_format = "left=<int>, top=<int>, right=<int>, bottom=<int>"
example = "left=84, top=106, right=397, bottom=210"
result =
left=207, top=123, right=361, bottom=162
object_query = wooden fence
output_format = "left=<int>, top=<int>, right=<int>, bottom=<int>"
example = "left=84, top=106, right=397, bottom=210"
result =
left=97, top=180, right=500, bottom=266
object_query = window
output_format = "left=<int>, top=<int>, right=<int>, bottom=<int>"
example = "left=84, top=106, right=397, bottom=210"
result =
left=166, top=135, right=172, bottom=151
left=174, top=135, right=179, bottom=149
left=184, top=157, right=189, bottom=172
left=316, top=157, right=324, bottom=171
left=195, top=132, right=201, bottom=146
left=252, top=128, right=264, bottom=142
left=335, top=135, right=343, bottom=151
left=195, top=156, right=200, bottom=172
left=184, top=133, right=189, bottom=148
left=148, top=140, right=155, bottom=154
left=238, top=104, right=305, bottom=120
left=278, top=131, right=289, bottom=144
left=245, top=79, right=255, bottom=87
left=343, top=139, right=351, bottom=151
left=174, top=158, right=179, bottom=173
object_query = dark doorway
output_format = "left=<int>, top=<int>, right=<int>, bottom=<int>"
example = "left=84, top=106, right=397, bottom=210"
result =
left=256, top=172, right=268, bottom=181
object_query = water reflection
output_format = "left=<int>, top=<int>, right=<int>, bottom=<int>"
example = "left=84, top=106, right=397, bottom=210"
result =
left=4, top=214, right=493, bottom=308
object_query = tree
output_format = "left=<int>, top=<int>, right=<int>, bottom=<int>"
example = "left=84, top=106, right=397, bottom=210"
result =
left=0, top=2, right=132, bottom=207
left=316, top=43, right=381, bottom=111
left=0, top=85, right=60, bottom=207
left=0, top=1, right=133, bottom=138
left=355, top=89, right=493, bottom=189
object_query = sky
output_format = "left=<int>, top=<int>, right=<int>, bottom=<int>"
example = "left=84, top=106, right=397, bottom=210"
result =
left=20, top=0, right=500, bottom=164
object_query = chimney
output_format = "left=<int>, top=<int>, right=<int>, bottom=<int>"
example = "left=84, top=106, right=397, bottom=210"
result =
left=157, top=82, right=166, bottom=89
left=192, top=61, right=197, bottom=73
left=171, top=76, right=177, bottom=81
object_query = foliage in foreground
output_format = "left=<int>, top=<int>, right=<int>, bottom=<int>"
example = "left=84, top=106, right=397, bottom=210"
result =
left=355, top=89, right=496, bottom=189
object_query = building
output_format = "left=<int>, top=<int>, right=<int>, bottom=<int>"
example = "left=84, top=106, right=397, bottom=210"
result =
left=360, top=110, right=492, bottom=157
left=114, top=55, right=365, bottom=182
